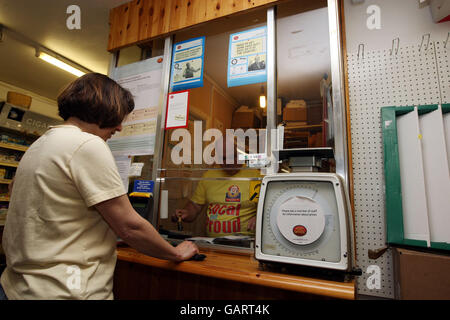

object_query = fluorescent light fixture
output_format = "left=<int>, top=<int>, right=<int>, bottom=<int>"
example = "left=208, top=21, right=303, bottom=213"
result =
left=37, top=51, right=86, bottom=77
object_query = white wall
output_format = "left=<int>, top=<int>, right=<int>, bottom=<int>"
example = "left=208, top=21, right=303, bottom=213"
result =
left=344, top=0, right=450, bottom=53
left=0, top=80, right=61, bottom=120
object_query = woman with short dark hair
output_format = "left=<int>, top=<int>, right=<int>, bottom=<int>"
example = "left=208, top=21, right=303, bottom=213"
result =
left=0, top=73, right=198, bottom=300
left=57, top=73, right=134, bottom=129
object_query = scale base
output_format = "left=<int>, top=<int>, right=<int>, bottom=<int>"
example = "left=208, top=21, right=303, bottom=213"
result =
left=258, top=260, right=354, bottom=283
left=276, top=148, right=335, bottom=172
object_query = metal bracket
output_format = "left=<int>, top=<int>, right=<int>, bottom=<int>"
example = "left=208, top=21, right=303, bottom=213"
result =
left=368, top=246, right=389, bottom=260
left=390, top=38, right=400, bottom=56
left=419, top=33, right=431, bottom=52
left=444, top=32, right=450, bottom=49
left=357, top=43, right=365, bottom=60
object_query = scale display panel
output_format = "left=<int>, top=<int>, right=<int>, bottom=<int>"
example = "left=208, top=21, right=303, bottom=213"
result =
left=255, top=173, right=353, bottom=271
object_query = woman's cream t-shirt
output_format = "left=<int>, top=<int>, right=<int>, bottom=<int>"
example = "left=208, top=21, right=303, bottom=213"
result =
left=0, top=125, right=126, bottom=300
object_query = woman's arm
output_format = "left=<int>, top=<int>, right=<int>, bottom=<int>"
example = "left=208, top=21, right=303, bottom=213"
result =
left=95, top=195, right=198, bottom=262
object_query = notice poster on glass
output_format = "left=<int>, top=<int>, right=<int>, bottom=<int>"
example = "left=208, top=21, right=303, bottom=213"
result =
left=165, top=90, right=189, bottom=130
left=113, top=155, right=132, bottom=191
left=170, top=36, right=205, bottom=92
left=227, top=26, right=267, bottom=88
left=107, top=56, right=164, bottom=156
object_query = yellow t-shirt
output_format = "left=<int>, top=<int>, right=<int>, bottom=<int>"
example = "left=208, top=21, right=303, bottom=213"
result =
left=0, top=125, right=126, bottom=300
left=190, top=169, right=262, bottom=237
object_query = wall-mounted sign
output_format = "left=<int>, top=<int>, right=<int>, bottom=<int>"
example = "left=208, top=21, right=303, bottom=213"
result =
left=170, top=36, right=205, bottom=92
left=227, top=26, right=267, bottom=88
left=133, top=180, right=154, bottom=194
left=0, top=102, right=62, bottom=136
left=165, top=90, right=190, bottom=130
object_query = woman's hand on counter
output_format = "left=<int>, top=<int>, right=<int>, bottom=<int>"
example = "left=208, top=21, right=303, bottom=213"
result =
left=172, top=241, right=199, bottom=262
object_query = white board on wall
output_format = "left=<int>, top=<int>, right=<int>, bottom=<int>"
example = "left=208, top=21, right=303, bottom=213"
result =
left=419, top=106, right=450, bottom=244
left=444, top=111, right=450, bottom=171
left=397, top=108, right=430, bottom=246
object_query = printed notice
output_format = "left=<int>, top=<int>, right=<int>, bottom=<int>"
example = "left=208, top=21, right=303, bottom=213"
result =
left=227, top=26, right=267, bottom=88
left=113, top=155, right=132, bottom=191
left=165, top=90, right=189, bottom=129
left=108, top=56, right=164, bottom=156
left=276, top=196, right=325, bottom=245
left=129, top=162, right=145, bottom=177
left=170, top=37, right=205, bottom=92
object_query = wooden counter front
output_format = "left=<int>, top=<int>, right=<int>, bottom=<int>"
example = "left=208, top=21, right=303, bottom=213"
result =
left=114, top=247, right=356, bottom=300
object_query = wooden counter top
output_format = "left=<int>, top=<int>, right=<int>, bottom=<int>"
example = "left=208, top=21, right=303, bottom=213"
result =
left=116, top=247, right=356, bottom=300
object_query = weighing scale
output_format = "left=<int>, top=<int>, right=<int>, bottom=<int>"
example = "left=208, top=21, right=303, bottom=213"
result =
left=255, top=148, right=357, bottom=274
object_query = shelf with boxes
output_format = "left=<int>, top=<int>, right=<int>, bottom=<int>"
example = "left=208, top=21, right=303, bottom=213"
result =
left=279, top=99, right=325, bottom=149
left=0, top=131, right=31, bottom=225
left=230, top=98, right=327, bottom=150
left=0, top=100, right=62, bottom=225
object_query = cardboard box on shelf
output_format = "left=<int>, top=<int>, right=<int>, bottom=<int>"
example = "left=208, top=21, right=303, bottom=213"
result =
left=286, top=100, right=306, bottom=108
left=308, top=132, right=323, bottom=148
left=283, top=100, right=307, bottom=122
left=231, top=106, right=261, bottom=129
left=392, top=247, right=450, bottom=300
left=283, top=108, right=307, bottom=122
left=7, top=92, right=32, bottom=109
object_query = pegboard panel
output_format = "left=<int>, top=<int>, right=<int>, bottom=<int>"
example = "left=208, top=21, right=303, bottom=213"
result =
left=436, top=41, right=450, bottom=103
left=347, top=41, right=448, bottom=299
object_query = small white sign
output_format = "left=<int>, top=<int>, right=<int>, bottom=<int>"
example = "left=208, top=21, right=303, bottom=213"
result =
left=166, top=90, right=189, bottom=129
left=129, top=162, right=144, bottom=177
left=238, top=153, right=267, bottom=161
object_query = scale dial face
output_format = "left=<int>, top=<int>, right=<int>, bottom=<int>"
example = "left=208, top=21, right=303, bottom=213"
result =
left=261, top=180, right=342, bottom=263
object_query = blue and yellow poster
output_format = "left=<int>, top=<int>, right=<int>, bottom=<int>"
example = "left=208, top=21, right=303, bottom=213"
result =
left=227, top=26, right=267, bottom=87
left=170, top=36, right=205, bottom=92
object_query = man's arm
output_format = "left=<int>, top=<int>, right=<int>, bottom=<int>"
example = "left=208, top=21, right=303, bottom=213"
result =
left=172, top=200, right=204, bottom=223
left=95, top=195, right=198, bottom=262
